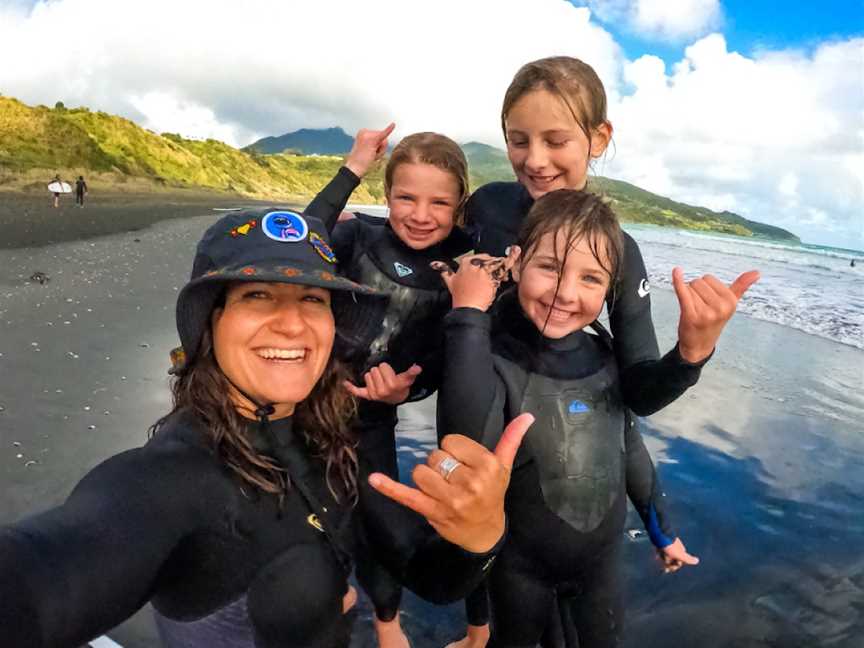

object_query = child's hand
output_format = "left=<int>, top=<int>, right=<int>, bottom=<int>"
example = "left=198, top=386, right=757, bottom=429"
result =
left=432, top=254, right=506, bottom=311
left=344, top=362, right=422, bottom=404
left=656, top=537, right=699, bottom=574
left=344, top=123, right=395, bottom=178
left=673, top=267, right=760, bottom=363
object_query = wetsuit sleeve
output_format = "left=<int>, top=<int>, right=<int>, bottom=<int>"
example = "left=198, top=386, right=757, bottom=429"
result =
left=610, top=232, right=708, bottom=416
left=624, top=417, right=676, bottom=549
left=0, top=445, right=211, bottom=647
left=357, top=473, right=503, bottom=604
left=436, top=307, right=507, bottom=450
left=302, top=166, right=361, bottom=232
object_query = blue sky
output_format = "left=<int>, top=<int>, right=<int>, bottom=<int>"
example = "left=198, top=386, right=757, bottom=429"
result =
left=576, top=0, right=864, bottom=64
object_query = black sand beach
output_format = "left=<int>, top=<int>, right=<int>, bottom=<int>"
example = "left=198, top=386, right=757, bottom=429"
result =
left=1, top=193, right=862, bottom=647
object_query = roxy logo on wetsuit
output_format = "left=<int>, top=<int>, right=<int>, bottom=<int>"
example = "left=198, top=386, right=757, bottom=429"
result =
left=638, top=278, right=650, bottom=298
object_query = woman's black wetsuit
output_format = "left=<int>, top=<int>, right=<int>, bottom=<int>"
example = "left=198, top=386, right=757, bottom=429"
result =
left=303, top=168, right=473, bottom=621
left=437, top=292, right=685, bottom=647
left=465, top=181, right=708, bottom=416
left=0, top=408, right=500, bottom=648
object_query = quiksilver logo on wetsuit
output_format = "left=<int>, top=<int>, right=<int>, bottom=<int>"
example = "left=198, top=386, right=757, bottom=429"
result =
left=637, top=278, right=650, bottom=298
left=394, top=262, right=413, bottom=278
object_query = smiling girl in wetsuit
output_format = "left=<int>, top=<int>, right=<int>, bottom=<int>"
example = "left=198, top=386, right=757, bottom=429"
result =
left=444, top=54, right=760, bottom=648
left=299, top=126, right=476, bottom=647
left=436, top=189, right=756, bottom=647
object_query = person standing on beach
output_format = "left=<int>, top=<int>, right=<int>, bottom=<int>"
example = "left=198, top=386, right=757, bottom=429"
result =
left=52, top=173, right=62, bottom=208
left=300, top=126, right=476, bottom=648
left=435, top=190, right=752, bottom=647
left=75, top=175, right=87, bottom=207
left=0, top=208, right=527, bottom=647
left=445, top=55, right=760, bottom=648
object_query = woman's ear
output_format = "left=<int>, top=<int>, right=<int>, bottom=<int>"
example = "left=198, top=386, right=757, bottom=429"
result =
left=506, top=245, right=522, bottom=282
left=590, top=121, right=613, bottom=158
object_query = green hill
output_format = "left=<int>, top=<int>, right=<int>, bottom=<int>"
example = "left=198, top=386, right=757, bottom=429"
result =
left=0, top=97, right=799, bottom=242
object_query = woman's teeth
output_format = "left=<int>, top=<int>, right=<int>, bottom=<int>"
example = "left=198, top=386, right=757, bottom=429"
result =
left=257, top=348, right=306, bottom=361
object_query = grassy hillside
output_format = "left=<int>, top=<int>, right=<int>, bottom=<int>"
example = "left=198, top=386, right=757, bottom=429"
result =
left=0, top=97, right=384, bottom=203
left=0, top=97, right=798, bottom=241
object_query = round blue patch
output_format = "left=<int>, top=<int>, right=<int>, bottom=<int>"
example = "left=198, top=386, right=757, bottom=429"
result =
left=262, top=211, right=308, bottom=243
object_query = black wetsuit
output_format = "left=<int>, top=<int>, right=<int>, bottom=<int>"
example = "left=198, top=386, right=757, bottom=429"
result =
left=75, top=178, right=87, bottom=206
left=465, top=181, right=708, bottom=416
left=438, top=292, right=683, bottom=647
left=303, top=167, right=473, bottom=621
left=0, top=409, right=500, bottom=648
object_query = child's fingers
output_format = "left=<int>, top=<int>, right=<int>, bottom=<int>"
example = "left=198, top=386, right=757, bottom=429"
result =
left=672, top=267, right=697, bottom=321
left=729, top=270, right=760, bottom=299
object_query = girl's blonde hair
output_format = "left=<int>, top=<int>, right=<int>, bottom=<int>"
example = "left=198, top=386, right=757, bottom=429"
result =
left=384, top=132, right=470, bottom=226
left=501, top=56, right=610, bottom=153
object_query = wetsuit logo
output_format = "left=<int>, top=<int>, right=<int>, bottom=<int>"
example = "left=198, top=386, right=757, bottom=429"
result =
left=568, top=400, right=590, bottom=414
left=393, top=262, right=413, bottom=278
left=637, top=278, right=650, bottom=298
left=262, top=211, right=308, bottom=243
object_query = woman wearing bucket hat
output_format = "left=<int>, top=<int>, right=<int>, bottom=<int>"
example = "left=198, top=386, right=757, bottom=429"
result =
left=0, top=209, right=532, bottom=647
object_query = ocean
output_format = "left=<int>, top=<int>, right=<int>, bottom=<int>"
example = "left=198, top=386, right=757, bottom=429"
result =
left=626, top=224, right=864, bottom=351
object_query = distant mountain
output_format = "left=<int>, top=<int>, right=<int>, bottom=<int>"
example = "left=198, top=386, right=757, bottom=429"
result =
left=244, top=127, right=354, bottom=155
left=0, top=97, right=799, bottom=242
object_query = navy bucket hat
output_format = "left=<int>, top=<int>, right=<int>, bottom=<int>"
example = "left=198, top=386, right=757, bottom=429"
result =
left=174, top=207, right=381, bottom=372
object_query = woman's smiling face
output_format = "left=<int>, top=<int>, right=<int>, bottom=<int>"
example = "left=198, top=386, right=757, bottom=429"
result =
left=211, top=282, right=334, bottom=419
left=505, top=88, right=611, bottom=199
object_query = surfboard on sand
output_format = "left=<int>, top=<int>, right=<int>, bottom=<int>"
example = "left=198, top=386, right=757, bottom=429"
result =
left=48, top=181, right=72, bottom=193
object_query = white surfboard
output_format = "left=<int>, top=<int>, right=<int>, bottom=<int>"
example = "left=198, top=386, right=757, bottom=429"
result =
left=48, top=181, right=72, bottom=193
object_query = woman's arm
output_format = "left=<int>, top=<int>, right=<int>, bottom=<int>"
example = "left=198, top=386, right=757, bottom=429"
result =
left=0, top=445, right=208, bottom=647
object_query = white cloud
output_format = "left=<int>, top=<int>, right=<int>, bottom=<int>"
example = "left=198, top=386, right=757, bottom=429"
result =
left=579, top=0, right=722, bottom=41
left=608, top=34, right=864, bottom=248
left=0, top=0, right=861, bottom=248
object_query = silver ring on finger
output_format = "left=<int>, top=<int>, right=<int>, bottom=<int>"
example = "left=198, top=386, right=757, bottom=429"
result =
left=437, top=456, right=463, bottom=482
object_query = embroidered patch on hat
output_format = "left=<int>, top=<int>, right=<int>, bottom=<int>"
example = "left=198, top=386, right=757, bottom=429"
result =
left=394, top=262, right=413, bottom=278
left=230, top=218, right=257, bottom=237
left=309, top=232, right=337, bottom=264
left=568, top=400, right=590, bottom=414
left=262, top=211, right=308, bottom=243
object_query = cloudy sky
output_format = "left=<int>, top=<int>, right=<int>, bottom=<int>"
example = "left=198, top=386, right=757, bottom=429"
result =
left=1, top=0, right=862, bottom=248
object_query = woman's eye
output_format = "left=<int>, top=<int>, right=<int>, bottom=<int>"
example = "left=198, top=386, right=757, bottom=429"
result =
left=433, top=200, right=452, bottom=206
left=303, top=293, right=329, bottom=305
left=583, top=275, right=604, bottom=285
left=547, top=139, right=568, bottom=148
left=396, top=194, right=414, bottom=202
left=243, top=290, right=269, bottom=300
left=509, top=140, right=528, bottom=148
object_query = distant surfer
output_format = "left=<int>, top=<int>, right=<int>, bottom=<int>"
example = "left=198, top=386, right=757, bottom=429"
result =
left=852, top=259, right=856, bottom=268
left=75, top=176, right=87, bottom=208
left=51, top=174, right=62, bottom=208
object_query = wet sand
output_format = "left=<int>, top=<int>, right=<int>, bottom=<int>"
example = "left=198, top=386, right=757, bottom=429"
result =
left=0, top=199, right=862, bottom=647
